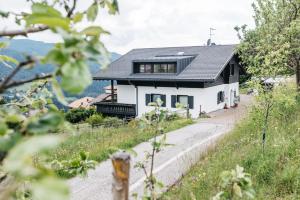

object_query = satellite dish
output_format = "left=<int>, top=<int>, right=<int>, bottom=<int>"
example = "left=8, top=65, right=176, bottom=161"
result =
left=207, top=39, right=211, bottom=46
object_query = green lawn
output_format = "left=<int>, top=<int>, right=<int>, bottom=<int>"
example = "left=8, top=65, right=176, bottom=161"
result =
left=47, top=118, right=193, bottom=178
left=164, top=87, right=300, bottom=199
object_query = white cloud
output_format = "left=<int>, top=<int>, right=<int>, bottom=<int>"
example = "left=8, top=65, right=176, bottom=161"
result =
left=0, top=0, right=255, bottom=54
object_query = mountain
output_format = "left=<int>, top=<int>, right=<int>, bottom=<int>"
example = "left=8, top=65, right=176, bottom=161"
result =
left=0, top=38, right=121, bottom=103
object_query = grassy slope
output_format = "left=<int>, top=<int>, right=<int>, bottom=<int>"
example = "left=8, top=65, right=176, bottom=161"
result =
left=164, top=87, right=300, bottom=199
left=47, top=118, right=193, bottom=178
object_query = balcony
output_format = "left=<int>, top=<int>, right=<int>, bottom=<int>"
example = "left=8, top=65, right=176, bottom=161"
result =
left=94, top=102, right=136, bottom=118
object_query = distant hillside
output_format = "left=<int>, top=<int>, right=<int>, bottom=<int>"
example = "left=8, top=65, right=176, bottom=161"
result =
left=0, top=39, right=121, bottom=100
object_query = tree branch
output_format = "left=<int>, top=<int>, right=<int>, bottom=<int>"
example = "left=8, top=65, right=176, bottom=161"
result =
left=2, top=74, right=52, bottom=92
left=0, top=59, right=34, bottom=92
left=0, top=25, right=49, bottom=37
left=67, top=0, right=77, bottom=18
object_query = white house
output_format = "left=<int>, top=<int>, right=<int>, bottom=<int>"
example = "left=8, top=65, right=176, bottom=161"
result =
left=93, top=45, right=243, bottom=118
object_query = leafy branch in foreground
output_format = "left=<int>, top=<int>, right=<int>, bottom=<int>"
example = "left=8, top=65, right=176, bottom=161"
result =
left=213, top=165, right=255, bottom=200
left=134, top=99, right=171, bottom=200
left=51, top=151, right=97, bottom=178
left=0, top=0, right=119, bottom=199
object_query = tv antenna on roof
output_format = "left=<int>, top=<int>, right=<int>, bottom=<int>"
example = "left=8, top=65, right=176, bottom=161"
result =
left=207, top=27, right=216, bottom=46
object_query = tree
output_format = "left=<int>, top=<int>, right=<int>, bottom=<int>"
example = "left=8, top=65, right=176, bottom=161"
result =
left=0, top=0, right=118, bottom=199
left=235, top=0, right=300, bottom=90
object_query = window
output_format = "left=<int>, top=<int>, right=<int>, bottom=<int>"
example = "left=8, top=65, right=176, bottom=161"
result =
left=151, top=94, right=162, bottom=103
left=136, top=63, right=176, bottom=74
left=168, top=63, right=176, bottom=73
left=145, top=94, right=166, bottom=107
left=177, top=95, right=188, bottom=107
left=145, top=64, right=152, bottom=73
left=230, top=64, right=235, bottom=76
left=217, top=91, right=225, bottom=104
left=171, top=95, right=194, bottom=109
left=153, top=64, right=161, bottom=73
left=140, top=64, right=145, bottom=73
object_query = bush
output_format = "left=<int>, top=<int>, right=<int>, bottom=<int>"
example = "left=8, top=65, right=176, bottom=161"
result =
left=102, top=117, right=123, bottom=128
left=128, top=119, right=140, bottom=129
left=86, top=114, right=104, bottom=127
left=65, top=108, right=96, bottom=123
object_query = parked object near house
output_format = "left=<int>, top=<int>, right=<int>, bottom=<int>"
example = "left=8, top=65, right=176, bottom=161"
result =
left=93, top=45, right=244, bottom=118
left=68, top=97, right=94, bottom=109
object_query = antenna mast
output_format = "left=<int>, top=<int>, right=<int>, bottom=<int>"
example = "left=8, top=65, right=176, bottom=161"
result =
left=209, top=27, right=216, bottom=41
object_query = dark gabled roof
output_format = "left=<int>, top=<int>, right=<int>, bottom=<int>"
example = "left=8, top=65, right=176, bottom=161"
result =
left=94, top=44, right=236, bottom=82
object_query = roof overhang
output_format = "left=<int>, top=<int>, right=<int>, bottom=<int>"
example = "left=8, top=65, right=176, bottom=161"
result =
left=93, top=76, right=214, bottom=82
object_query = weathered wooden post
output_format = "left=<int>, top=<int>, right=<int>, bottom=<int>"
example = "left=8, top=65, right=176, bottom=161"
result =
left=111, top=151, right=131, bottom=200
left=186, top=104, right=190, bottom=119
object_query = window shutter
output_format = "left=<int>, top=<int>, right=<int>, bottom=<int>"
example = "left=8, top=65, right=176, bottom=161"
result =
left=145, top=94, right=151, bottom=106
left=161, top=95, right=166, bottom=107
left=217, top=92, right=220, bottom=104
left=188, top=96, right=194, bottom=109
left=171, top=95, right=177, bottom=108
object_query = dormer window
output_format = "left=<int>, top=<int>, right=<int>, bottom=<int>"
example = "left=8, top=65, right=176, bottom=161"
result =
left=134, top=62, right=177, bottom=74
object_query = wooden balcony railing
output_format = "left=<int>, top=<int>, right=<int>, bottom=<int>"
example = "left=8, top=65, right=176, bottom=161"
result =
left=95, top=102, right=136, bottom=117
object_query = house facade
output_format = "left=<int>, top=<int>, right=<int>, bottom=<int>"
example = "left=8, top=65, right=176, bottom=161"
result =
left=93, top=45, right=242, bottom=118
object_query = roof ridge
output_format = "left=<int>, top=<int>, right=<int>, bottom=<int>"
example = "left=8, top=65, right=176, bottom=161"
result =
left=131, top=44, right=237, bottom=51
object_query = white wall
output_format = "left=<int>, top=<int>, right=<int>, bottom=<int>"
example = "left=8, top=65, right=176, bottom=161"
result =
left=117, top=82, right=239, bottom=118
left=117, top=84, right=136, bottom=104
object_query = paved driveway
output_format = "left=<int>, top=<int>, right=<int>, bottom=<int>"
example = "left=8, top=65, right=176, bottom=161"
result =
left=67, top=95, right=253, bottom=200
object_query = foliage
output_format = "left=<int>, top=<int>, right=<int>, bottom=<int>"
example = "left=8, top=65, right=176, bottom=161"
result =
left=164, top=84, right=300, bottom=200
left=47, top=118, right=193, bottom=178
left=235, top=0, right=300, bottom=87
left=0, top=0, right=119, bottom=199
left=101, top=117, right=123, bottom=127
left=51, top=151, right=97, bottom=178
left=212, top=165, right=255, bottom=200
left=86, top=114, right=104, bottom=127
left=134, top=99, right=172, bottom=199
left=65, top=108, right=96, bottom=123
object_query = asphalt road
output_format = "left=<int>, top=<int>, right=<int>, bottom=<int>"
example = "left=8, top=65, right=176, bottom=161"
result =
left=67, top=95, right=252, bottom=200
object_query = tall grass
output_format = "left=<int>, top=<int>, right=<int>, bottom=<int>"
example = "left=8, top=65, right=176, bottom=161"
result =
left=164, top=84, right=300, bottom=200
left=46, top=118, right=194, bottom=178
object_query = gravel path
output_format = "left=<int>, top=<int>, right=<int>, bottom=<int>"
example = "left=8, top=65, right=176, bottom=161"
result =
left=67, top=95, right=252, bottom=200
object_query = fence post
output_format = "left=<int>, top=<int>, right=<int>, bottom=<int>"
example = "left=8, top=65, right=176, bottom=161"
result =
left=111, top=151, right=131, bottom=200
left=186, top=104, right=190, bottom=119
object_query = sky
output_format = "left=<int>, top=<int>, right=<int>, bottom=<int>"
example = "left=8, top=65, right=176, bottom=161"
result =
left=0, top=0, right=255, bottom=54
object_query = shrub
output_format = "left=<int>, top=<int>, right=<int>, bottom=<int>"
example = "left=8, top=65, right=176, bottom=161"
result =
left=65, top=108, right=96, bottom=123
left=102, top=117, right=123, bottom=128
left=128, top=119, right=140, bottom=129
left=86, top=114, right=104, bottom=127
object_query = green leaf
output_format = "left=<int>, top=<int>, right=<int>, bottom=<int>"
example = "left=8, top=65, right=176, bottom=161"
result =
left=81, top=26, right=110, bottom=37
left=27, top=112, right=64, bottom=135
left=60, top=61, right=92, bottom=94
left=52, top=77, right=67, bottom=105
left=73, top=12, right=84, bottom=23
left=31, top=177, right=69, bottom=200
left=32, top=3, right=62, bottom=17
left=0, top=121, right=8, bottom=136
left=25, top=14, right=70, bottom=30
left=86, top=3, right=98, bottom=21
left=0, top=55, right=19, bottom=65
left=3, top=135, right=61, bottom=177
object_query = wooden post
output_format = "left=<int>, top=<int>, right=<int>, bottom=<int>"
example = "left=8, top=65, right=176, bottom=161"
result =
left=186, top=104, right=189, bottom=119
left=111, top=80, right=115, bottom=103
left=199, top=105, right=202, bottom=118
left=111, top=152, right=130, bottom=200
